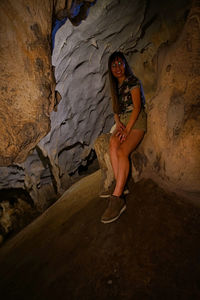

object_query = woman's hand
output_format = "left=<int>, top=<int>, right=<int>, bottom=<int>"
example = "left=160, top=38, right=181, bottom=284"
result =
left=115, top=121, right=125, bottom=141
left=115, top=123, right=130, bottom=143
left=117, top=124, right=133, bottom=143
left=116, top=121, right=125, bottom=132
left=114, top=115, right=126, bottom=142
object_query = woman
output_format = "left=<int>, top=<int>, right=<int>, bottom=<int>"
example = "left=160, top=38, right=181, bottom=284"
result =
left=101, top=51, right=147, bottom=224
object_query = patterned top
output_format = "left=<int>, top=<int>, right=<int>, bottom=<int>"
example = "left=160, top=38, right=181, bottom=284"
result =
left=118, top=75, right=145, bottom=114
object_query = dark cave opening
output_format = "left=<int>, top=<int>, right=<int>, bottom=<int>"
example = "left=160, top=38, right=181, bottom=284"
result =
left=0, top=188, right=39, bottom=240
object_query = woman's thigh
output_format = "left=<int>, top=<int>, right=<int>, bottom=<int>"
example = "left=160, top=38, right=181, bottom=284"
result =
left=110, top=132, right=121, bottom=150
left=119, top=129, right=145, bottom=156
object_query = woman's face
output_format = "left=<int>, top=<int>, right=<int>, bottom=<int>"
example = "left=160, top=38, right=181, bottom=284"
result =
left=111, top=57, right=126, bottom=80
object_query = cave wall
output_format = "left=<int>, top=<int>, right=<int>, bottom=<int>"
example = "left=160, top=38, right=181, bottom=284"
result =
left=131, top=0, right=200, bottom=202
left=49, top=0, right=195, bottom=199
left=0, top=0, right=66, bottom=241
left=0, top=0, right=199, bottom=240
left=0, top=0, right=57, bottom=166
left=39, top=0, right=149, bottom=191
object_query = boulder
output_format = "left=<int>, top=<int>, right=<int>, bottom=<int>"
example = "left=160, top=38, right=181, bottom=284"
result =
left=94, top=133, right=114, bottom=193
left=133, top=0, right=200, bottom=203
left=0, top=0, right=56, bottom=166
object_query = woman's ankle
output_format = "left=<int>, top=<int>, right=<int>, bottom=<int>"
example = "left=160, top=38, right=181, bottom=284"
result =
left=112, top=191, right=122, bottom=197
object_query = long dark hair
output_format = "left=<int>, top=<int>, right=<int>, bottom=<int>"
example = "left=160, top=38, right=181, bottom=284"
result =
left=108, top=51, right=134, bottom=114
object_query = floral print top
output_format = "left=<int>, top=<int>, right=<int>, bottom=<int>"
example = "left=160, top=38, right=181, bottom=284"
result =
left=118, top=75, right=145, bottom=114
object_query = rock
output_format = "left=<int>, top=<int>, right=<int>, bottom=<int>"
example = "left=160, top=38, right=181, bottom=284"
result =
left=0, top=148, right=58, bottom=212
left=49, top=0, right=147, bottom=181
left=132, top=0, right=200, bottom=202
left=23, top=148, right=59, bottom=211
left=48, top=0, right=190, bottom=191
left=94, top=133, right=114, bottom=193
left=94, top=133, right=146, bottom=195
left=93, top=0, right=200, bottom=203
left=0, top=0, right=195, bottom=232
left=0, top=201, right=14, bottom=234
left=0, top=0, right=56, bottom=166
left=0, top=235, right=3, bottom=245
left=131, top=150, right=148, bottom=183
left=54, top=0, right=66, bottom=17
left=55, top=0, right=96, bottom=23
left=47, top=0, right=188, bottom=187
left=0, top=196, right=38, bottom=238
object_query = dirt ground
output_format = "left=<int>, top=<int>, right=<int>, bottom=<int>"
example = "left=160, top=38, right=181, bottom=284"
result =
left=0, top=171, right=200, bottom=300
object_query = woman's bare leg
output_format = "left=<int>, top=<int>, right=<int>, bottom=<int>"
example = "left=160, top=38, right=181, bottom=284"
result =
left=109, top=134, right=121, bottom=180
left=113, top=129, right=145, bottom=196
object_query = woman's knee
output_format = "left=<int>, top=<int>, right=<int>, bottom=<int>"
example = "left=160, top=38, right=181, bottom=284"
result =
left=109, top=135, right=119, bottom=150
left=117, top=146, right=128, bottom=158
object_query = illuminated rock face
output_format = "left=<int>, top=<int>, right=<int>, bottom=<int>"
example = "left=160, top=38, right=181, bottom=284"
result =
left=0, top=0, right=56, bottom=166
left=39, top=0, right=148, bottom=192
left=0, top=0, right=195, bottom=222
left=132, top=1, right=200, bottom=202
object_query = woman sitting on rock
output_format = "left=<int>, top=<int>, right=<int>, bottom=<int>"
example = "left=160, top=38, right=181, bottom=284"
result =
left=101, top=51, right=147, bottom=224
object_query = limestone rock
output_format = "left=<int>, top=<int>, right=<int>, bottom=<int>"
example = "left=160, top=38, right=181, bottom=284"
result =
left=48, top=0, right=190, bottom=185
left=132, top=0, right=200, bottom=202
left=54, top=0, right=66, bottom=16
left=0, top=0, right=55, bottom=166
left=0, top=201, right=14, bottom=234
left=55, top=0, right=96, bottom=25
left=0, top=0, right=194, bottom=234
left=0, top=194, right=37, bottom=238
left=94, top=133, right=114, bottom=192
left=43, top=0, right=150, bottom=186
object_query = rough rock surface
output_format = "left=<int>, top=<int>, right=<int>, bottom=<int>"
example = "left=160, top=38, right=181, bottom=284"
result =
left=132, top=0, right=200, bottom=203
left=91, top=0, right=200, bottom=204
left=0, top=171, right=200, bottom=299
left=0, top=188, right=38, bottom=242
left=55, top=0, right=97, bottom=25
left=44, top=0, right=190, bottom=190
left=0, top=0, right=97, bottom=237
left=94, top=133, right=114, bottom=192
left=0, top=0, right=194, bottom=238
left=0, top=0, right=56, bottom=165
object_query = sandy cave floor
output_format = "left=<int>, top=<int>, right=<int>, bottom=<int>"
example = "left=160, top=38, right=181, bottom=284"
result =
left=0, top=170, right=200, bottom=300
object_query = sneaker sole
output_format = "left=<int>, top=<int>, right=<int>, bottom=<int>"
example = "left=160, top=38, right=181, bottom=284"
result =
left=99, top=194, right=110, bottom=198
left=100, top=189, right=129, bottom=198
left=101, top=205, right=127, bottom=224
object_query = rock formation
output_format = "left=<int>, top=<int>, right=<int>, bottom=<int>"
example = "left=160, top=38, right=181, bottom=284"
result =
left=94, top=133, right=113, bottom=193
left=1, top=0, right=197, bottom=239
left=132, top=0, right=200, bottom=203
left=95, top=0, right=200, bottom=204
left=0, top=0, right=99, bottom=236
left=0, top=0, right=56, bottom=166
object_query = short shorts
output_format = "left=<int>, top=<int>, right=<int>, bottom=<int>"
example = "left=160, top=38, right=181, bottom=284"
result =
left=119, top=108, right=147, bottom=132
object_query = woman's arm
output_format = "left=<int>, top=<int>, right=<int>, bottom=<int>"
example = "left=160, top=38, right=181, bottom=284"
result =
left=114, top=113, right=125, bottom=131
left=117, top=87, right=141, bottom=143
left=126, top=87, right=141, bottom=133
left=114, top=113, right=120, bottom=124
left=114, top=87, right=141, bottom=142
